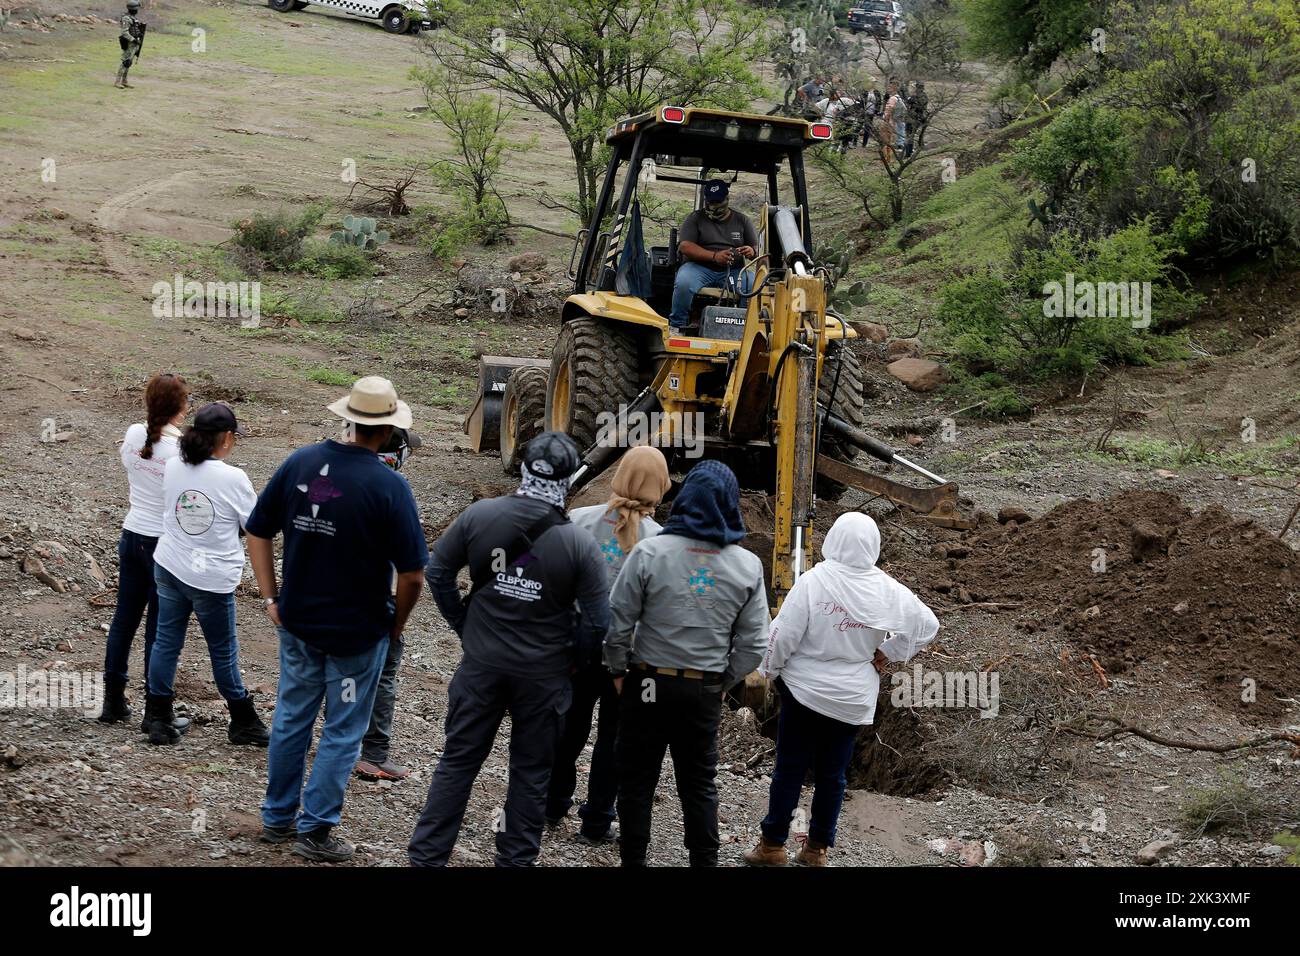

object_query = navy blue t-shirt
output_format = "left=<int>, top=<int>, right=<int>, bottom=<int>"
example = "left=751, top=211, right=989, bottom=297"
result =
left=246, top=440, right=428, bottom=655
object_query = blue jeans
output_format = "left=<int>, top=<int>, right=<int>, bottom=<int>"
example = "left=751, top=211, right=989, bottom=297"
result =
left=263, top=627, right=388, bottom=833
left=103, top=529, right=160, bottom=690
left=759, top=680, right=860, bottom=847
left=669, top=261, right=753, bottom=327
left=148, top=564, right=248, bottom=702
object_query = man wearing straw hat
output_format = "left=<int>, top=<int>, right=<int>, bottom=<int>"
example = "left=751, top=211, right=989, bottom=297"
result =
left=247, top=376, right=428, bottom=863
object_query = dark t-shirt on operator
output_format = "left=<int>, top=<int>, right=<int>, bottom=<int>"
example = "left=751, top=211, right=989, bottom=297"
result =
left=678, top=208, right=759, bottom=256
left=245, top=439, right=429, bottom=656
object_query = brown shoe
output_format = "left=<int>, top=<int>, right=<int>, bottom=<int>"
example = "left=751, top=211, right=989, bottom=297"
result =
left=795, top=838, right=829, bottom=867
left=742, top=837, right=788, bottom=867
left=354, top=758, right=410, bottom=781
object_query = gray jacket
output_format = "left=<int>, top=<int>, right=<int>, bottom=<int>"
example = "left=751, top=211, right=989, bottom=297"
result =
left=568, top=503, right=661, bottom=594
left=604, top=533, right=770, bottom=689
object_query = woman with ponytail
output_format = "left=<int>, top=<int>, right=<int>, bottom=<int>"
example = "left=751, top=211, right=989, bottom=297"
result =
left=99, top=373, right=191, bottom=730
left=545, top=445, right=671, bottom=844
left=147, top=402, right=268, bottom=747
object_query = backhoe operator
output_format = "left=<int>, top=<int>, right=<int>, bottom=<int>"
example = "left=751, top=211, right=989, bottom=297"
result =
left=669, top=179, right=758, bottom=330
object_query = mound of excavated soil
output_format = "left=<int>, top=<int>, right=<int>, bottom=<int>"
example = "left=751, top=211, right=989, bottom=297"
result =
left=910, top=491, right=1299, bottom=721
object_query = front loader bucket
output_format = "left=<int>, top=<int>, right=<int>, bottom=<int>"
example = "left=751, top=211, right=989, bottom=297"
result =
left=462, top=355, right=549, bottom=453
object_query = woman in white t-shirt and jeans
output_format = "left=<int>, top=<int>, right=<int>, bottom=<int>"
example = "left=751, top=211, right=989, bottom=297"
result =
left=145, top=403, right=269, bottom=748
left=99, top=373, right=192, bottom=728
left=744, top=512, right=939, bottom=867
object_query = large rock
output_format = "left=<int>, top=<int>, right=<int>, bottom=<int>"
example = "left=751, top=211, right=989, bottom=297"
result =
left=507, top=252, right=547, bottom=273
left=886, top=338, right=921, bottom=359
left=851, top=321, right=889, bottom=343
left=887, top=357, right=947, bottom=392
left=1136, top=839, right=1177, bottom=865
left=997, top=507, right=1032, bottom=525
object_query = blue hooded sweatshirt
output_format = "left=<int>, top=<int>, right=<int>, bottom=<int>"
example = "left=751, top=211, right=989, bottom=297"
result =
left=659, top=459, right=747, bottom=546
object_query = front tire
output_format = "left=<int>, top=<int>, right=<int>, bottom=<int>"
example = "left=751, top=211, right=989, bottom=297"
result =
left=545, top=317, right=641, bottom=453
left=380, top=6, right=413, bottom=33
left=268, top=0, right=297, bottom=11
left=500, top=365, right=548, bottom=475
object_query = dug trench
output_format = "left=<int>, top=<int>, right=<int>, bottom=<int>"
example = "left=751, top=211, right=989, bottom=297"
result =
left=723, top=485, right=1297, bottom=800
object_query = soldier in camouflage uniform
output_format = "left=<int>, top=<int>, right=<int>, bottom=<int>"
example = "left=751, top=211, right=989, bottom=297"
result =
left=116, top=1, right=144, bottom=89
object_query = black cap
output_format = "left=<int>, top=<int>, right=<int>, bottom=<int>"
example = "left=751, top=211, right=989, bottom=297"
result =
left=193, top=402, right=247, bottom=436
left=523, top=431, right=580, bottom=481
left=702, top=179, right=729, bottom=203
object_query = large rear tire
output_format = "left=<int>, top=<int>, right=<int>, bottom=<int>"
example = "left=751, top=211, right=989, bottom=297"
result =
left=545, top=317, right=641, bottom=454
left=816, top=341, right=867, bottom=499
left=500, top=365, right=548, bottom=475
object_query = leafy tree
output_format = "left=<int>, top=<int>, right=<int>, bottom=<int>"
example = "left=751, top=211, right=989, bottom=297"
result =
left=413, top=65, right=531, bottom=245
left=419, top=0, right=768, bottom=223
left=958, top=0, right=1102, bottom=77
left=1102, top=0, right=1300, bottom=258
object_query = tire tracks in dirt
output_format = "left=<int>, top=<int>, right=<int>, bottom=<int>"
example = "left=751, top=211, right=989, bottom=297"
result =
left=93, top=169, right=198, bottom=292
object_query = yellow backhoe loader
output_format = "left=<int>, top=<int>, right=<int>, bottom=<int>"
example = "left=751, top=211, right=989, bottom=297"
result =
left=464, top=104, right=970, bottom=611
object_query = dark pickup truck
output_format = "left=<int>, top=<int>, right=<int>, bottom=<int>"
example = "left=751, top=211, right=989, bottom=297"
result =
left=847, top=1, right=907, bottom=39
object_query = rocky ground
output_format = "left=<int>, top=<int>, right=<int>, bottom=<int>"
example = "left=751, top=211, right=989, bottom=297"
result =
left=1, top=0, right=1297, bottom=868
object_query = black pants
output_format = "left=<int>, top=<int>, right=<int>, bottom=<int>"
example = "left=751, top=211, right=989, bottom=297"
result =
left=102, top=529, right=159, bottom=691
left=616, top=669, right=723, bottom=867
left=546, top=662, right=620, bottom=836
left=408, top=657, right=570, bottom=867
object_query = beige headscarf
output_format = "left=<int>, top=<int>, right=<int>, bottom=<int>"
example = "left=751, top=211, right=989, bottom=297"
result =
left=607, top=445, right=671, bottom=553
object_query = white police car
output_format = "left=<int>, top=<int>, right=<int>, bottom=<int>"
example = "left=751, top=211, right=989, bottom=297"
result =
left=267, top=0, right=440, bottom=35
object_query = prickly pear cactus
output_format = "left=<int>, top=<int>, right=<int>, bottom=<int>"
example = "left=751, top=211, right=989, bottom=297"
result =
left=330, top=215, right=390, bottom=251
left=820, top=237, right=869, bottom=313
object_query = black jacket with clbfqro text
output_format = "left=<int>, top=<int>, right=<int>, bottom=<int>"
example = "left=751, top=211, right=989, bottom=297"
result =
left=426, top=493, right=610, bottom=678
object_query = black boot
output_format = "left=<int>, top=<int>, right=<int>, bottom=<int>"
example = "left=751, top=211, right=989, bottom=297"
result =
left=139, top=703, right=190, bottom=737
left=97, top=677, right=132, bottom=724
left=227, top=694, right=270, bottom=747
left=144, top=694, right=183, bottom=746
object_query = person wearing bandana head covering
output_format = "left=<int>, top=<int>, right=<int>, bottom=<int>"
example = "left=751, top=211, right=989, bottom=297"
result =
left=668, top=179, right=760, bottom=329
left=411, top=431, right=611, bottom=867
left=546, top=445, right=672, bottom=844
left=744, top=512, right=938, bottom=867
left=605, top=459, right=771, bottom=867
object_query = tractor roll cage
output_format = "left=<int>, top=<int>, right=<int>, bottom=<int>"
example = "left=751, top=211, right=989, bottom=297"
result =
left=570, top=105, right=822, bottom=297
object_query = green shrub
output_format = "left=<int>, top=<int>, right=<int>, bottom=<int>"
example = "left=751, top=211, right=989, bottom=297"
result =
left=426, top=216, right=475, bottom=263
left=295, top=238, right=373, bottom=279
left=1011, top=102, right=1132, bottom=224
left=936, top=220, right=1200, bottom=380
left=231, top=205, right=325, bottom=271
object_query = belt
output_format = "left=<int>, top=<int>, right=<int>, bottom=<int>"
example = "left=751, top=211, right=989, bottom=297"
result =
left=632, top=661, right=722, bottom=681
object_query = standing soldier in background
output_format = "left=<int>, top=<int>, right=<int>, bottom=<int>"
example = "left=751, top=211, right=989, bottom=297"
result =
left=116, top=1, right=146, bottom=90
